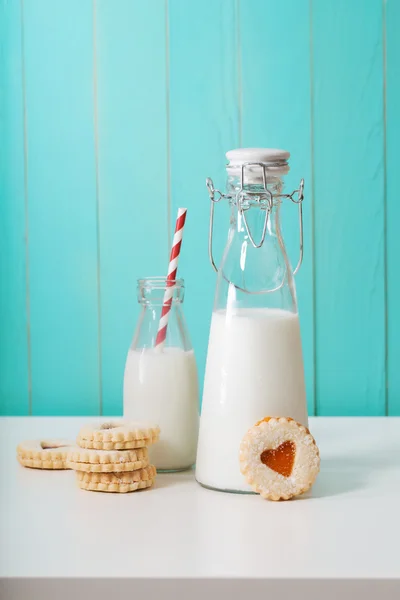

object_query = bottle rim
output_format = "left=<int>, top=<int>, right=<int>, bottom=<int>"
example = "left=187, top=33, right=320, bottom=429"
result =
left=137, top=276, right=184, bottom=290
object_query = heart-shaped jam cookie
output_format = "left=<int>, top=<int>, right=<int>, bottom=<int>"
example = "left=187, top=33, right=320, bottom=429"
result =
left=240, top=417, right=320, bottom=501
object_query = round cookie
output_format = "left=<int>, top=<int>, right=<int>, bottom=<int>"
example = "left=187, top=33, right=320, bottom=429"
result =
left=77, top=436, right=159, bottom=450
left=67, top=447, right=149, bottom=472
left=77, top=420, right=160, bottom=450
left=76, top=464, right=156, bottom=493
left=17, top=439, right=76, bottom=470
left=239, top=417, right=320, bottom=501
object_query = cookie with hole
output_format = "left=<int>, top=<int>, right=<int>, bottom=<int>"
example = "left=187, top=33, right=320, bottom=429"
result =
left=76, top=420, right=160, bottom=450
left=16, top=439, right=77, bottom=469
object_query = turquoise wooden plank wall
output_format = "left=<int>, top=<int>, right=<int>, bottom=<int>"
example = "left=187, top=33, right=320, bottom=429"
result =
left=0, top=0, right=399, bottom=416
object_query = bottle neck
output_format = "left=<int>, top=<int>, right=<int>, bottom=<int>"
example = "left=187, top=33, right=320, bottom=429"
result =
left=137, top=278, right=185, bottom=306
left=209, top=173, right=296, bottom=305
left=226, top=176, right=284, bottom=245
left=226, top=174, right=284, bottom=197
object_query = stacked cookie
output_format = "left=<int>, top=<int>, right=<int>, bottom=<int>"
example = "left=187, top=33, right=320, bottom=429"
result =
left=67, top=420, right=160, bottom=493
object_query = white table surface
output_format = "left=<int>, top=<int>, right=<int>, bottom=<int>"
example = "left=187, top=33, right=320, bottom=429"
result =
left=1, top=417, right=400, bottom=599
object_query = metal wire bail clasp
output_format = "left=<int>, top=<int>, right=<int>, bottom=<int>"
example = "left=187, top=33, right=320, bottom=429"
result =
left=279, top=177, right=305, bottom=275
left=206, top=177, right=227, bottom=273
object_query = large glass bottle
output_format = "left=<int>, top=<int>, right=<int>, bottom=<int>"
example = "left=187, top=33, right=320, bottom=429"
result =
left=195, top=148, right=307, bottom=493
left=124, top=277, right=199, bottom=472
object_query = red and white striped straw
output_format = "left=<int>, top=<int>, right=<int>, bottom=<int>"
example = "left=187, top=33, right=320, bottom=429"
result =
left=155, top=207, right=187, bottom=349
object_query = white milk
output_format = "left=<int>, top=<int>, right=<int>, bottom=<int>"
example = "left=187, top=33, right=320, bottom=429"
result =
left=196, top=308, right=307, bottom=492
left=123, top=347, right=199, bottom=471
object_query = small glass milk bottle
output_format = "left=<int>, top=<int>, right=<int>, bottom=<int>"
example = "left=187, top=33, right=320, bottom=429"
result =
left=196, top=148, right=307, bottom=493
left=124, top=277, right=199, bottom=472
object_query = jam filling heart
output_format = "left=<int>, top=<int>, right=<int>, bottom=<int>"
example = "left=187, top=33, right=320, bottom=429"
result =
left=260, top=441, right=296, bottom=477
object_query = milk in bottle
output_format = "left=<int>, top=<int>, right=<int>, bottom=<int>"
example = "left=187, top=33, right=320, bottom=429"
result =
left=196, top=148, right=308, bottom=493
left=124, top=347, right=199, bottom=470
left=123, top=277, right=199, bottom=472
